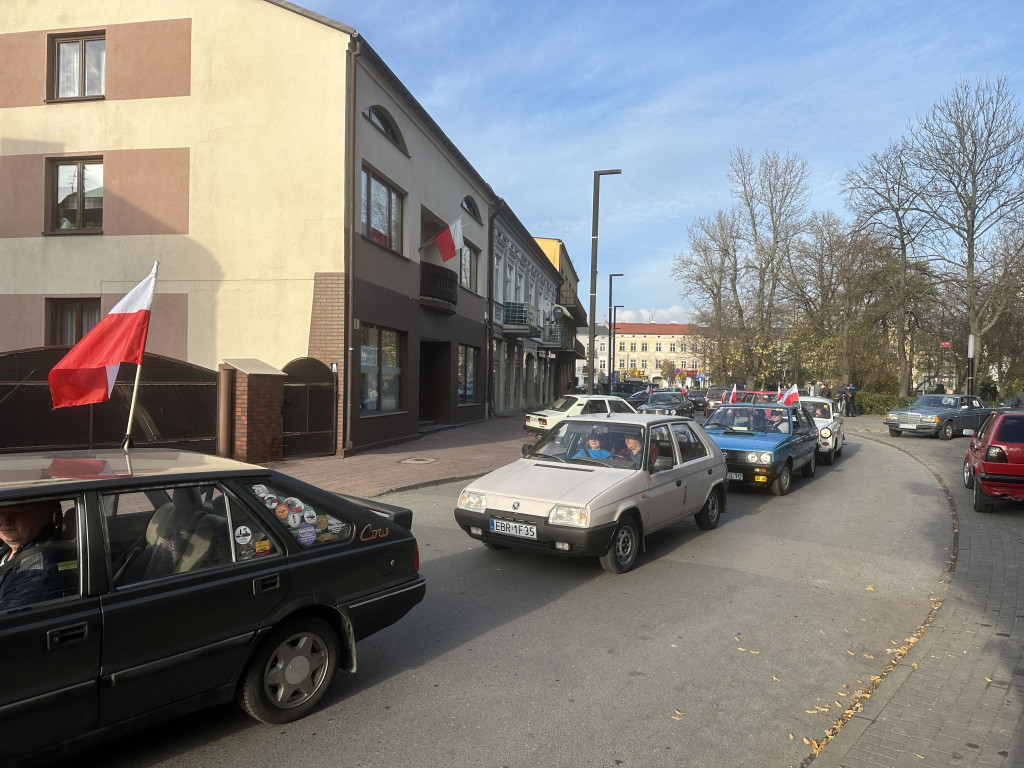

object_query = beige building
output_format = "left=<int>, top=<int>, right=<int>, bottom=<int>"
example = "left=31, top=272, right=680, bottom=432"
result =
left=577, top=321, right=707, bottom=387
left=1, top=0, right=579, bottom=455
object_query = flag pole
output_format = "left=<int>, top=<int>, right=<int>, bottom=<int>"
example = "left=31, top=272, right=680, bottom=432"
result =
left=121, top=363, right=144, bottom=450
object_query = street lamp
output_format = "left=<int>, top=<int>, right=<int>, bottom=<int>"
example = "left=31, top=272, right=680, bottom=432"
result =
left=607, top=273, right=623, bottom=390
left=611, top=304, right=624, bottom=388
left=588, top=169, right=621, bottom=394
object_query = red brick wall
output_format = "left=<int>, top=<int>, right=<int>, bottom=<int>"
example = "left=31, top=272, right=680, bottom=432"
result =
left=233, top=371, right=284, bottom=464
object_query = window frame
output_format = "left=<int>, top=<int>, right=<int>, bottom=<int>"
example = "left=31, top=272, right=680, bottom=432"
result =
left=46, top=297, right=101, bottom=345
left=457, top=344, right=479, bottom=404
left=47, top=31, right=106, bottom=102
left=360, top=169, right=403, bottom=254
left=46, top=157, right=104, bottom=234
left=360, top=324, right=403, bottom=414
left=459, top=242, right=479, bottom=292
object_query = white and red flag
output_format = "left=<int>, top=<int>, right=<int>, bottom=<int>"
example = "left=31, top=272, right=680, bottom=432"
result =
left=781, top=383, right=800, bottom=406
left=48, top=262, right=159, bottom=409
left=435, top=218, right=463, bottom=262
left=726, top=384, right=737, bottom=403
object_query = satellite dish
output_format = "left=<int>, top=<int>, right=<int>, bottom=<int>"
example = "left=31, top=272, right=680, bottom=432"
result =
left=552, top=306, right=565, bottom=319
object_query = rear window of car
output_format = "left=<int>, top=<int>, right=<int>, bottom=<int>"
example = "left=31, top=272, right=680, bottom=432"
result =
left=550, top=396, right=577, bottom=412
left=248, top=484, right=353, bottom=548
left=996, top=416, right=1024, bottom=444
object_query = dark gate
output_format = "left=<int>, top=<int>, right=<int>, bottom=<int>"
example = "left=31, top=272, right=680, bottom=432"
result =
left=282, top=358, right=336, bottom=458
left=0, top=348, right=217, bottom=454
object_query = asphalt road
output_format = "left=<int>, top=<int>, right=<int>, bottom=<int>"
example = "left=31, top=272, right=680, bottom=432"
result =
left=91, top=426, right=958, bottom=768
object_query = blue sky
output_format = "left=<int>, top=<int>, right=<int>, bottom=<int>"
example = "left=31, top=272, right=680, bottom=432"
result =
left=300, top=0, right=1024, bottom=324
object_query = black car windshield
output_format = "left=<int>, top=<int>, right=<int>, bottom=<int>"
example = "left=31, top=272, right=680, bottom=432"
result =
left=648, top=394, right=680, bottom=406
left=529, top=420, right=644, bottom=467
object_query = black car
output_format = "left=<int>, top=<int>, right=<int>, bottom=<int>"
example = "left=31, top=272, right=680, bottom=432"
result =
left=0, top=449, right=426, bottom=764
left=636, top=392, right=695, bottom=417
left=687, top=389, right=708, bottom=412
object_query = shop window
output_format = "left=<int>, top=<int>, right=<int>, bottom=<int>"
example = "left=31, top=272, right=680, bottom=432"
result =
left=361, top=324, right=401, bottom=412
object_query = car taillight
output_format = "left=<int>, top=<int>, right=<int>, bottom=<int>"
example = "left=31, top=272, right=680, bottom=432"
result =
left=986, top=446, right=1008, bottom=462
left=413, top=540, right=420, bottom=572
left=539, top=417, right=547, bottom=426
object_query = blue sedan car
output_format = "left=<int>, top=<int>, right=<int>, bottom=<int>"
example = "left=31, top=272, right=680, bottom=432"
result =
left=702, top=403, right=819, bottom=495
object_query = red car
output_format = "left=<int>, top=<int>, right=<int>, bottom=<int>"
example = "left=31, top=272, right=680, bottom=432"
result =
left=963, top=410, right=1024, bottom=512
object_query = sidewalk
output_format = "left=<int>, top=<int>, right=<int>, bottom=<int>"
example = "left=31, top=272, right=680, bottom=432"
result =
left=269, top=416, right=1024, bottom=768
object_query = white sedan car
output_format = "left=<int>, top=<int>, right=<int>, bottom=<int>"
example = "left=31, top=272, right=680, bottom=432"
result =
left=799, top=396, right=845, bottom=464
left=524, top=394, right=636, bottom=436
left=456, top=414, right=728, bottom=573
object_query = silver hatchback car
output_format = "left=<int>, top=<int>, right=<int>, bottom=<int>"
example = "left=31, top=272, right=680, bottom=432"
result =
left=455, top=414, right=728, bottom=573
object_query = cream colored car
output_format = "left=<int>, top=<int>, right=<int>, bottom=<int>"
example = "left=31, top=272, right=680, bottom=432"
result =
left=455, top=414, right=728, bottom=573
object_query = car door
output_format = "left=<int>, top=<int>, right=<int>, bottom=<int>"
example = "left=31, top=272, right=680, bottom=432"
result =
left=645, top=424, right=687, bottom=530
left=0, top=495, right=101, bottom=762
left=671, top=422, right=714, bottom=514
left=96, top=483, right=289, bottom=725
left=966, top=397, right=988, bottom=431
left=793, top=408, right=817, bottom=466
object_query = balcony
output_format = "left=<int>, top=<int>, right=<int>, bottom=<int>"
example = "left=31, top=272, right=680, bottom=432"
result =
left=502, top=302, right=540, bottom=337
left=540, top=322, right=564, bottom=348
left=420, top=262, right=458, bottom=314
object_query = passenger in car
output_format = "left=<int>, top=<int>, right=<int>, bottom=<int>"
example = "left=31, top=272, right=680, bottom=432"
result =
left=0, top=500, right=75, bottom=610
left=616, top=432, right=657, bottom=468
left=573, top=431, right=612, bottom=459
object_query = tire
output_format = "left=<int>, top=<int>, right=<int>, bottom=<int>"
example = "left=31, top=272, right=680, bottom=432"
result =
left=599, top=517, right=640, bottom=573
left=939, top=421, right=955, bottom=440
left=801, top=451, right=816, bottom=478
left=888, top=427, right=902, bottom=437
left=963, top=458, right=974, bottom=489
left=973, top=482, right=994, bottom=513
left=770, top=463, right=792, bottom=496
left=695, top=486, right=723, bottom=530
left=237, top=616, right=340, bottom=724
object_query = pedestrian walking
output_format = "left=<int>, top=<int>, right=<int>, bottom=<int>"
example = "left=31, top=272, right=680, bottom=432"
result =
left=847, top=383, right=856, bottom=416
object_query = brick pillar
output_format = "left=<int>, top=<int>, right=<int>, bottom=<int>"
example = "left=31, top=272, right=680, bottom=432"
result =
left=233, top=370, right=284, bottom=464
left=308, top=272, right=347, bottom=455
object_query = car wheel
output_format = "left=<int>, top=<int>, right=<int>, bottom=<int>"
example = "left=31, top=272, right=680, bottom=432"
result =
left=237, top=616, right=339, bottom=724
left=801, top=451, right=816, bottom=478
left=695, top=486, right=723, bottom=530
left=963, top=457, right=974, bottom=489
left=888, top=427, right=901, bottom=437
left=599, top=517, right=639, bottom=574
left=770, top=463, right=792, bottom=496
left=939, top=421, right=955, bottom=440
left=973, top=481, right=994, bottom=513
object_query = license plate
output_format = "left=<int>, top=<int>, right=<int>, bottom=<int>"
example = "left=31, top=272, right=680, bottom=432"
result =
left=490, top=518, right=537, bottom=539
left=727, top=472, right=743, bottom=481
left=898, top=423, right=915, bottom=430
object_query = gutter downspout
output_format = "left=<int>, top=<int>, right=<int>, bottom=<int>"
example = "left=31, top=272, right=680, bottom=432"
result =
left=487, top=197, right=506, bottom=419
left=342, top=38, right=362, bottom=454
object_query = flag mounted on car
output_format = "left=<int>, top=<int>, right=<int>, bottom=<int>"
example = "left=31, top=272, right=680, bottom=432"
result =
left=781, top=383, right=800, bottom=407
left=48, top=262, right=159, bottom=409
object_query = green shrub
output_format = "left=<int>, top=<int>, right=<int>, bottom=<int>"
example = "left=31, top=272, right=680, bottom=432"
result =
left=849, top=392, right=913, bottom=415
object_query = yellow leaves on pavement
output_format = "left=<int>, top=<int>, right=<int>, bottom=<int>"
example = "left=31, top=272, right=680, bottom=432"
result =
left=670, top=709, right=685, bottom=721
left=866, top=585, right=875, bottom=591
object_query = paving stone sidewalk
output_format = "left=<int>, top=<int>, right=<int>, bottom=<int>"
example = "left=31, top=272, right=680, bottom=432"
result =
left=270, top=415, right=1024, bottom=768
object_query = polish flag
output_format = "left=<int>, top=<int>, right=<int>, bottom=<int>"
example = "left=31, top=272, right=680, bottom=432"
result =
left=727, top=384, right=737, bottom=403
left=435, top=219, right=463, bottom=262
left=781, top=383, right=799, bottom=406
left=48, top=262, right=159, bottom=409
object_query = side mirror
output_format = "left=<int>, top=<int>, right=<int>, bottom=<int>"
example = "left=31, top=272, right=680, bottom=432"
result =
left=522, top=443, right=532, bottom=457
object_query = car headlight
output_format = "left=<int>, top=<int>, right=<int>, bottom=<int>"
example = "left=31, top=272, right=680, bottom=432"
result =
left=923, top=415, right=940, bottom=424
left=745, top=452, right=772, bottom=464
left=549, top=503, right=590, bottom=527
left=820, top=427, right=832, bottom=438
left=457, top=490, right=486, bottom=512
left=884, top=412, right=894, bottom=420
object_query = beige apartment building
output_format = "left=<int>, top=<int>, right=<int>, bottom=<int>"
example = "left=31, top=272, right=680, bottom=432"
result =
left=1, top=0, right=583, bottom=457
left=577, top=321, right=707, bottom=388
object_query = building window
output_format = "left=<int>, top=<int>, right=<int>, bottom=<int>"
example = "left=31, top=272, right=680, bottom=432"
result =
left=362, top=106, right=407, bottom=152
left=361, top=169, right=403, bottom=253
left=641, top=342, right=648, bottom=352
left=599, top=343, right=606, bottom=353
left=669, top=343, right=677, bottom=352
left=458, top=345, right=478, bottom=403
left=460, top=244, right=478, bottom=292
left=461, top=196, right=482, bottom=223
left=619, top=342, right=625, bottom=352
left=360, top=324, right=401, bottom=413
left=50, top=32, right=105, bottom=100
left=641, top=360, right=648, bottom=370
left=47, top=298, right=100, bottom=345
left=629, top=342, right=636, bottom=352
left=49, top=158, right=103, bottom=231
left=655, top=342, right=662, bottom=352
left=681, top=343, right=688, bottom=353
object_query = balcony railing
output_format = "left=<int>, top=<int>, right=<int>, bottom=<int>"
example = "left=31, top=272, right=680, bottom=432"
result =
left=420, top=262, right=458, bottom=313
left=541, top=322, right=564, bottom=347
left=502, top=302, right=540, bottom=336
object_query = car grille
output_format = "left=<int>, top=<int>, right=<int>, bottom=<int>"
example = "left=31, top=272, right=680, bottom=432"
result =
left=901, top=413, right=925, bottom=424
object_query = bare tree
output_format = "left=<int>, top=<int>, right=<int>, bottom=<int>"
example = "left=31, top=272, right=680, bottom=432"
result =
left=843, top=140, right=929, bottom=395
left=906, top=76, right=1024, bottom=388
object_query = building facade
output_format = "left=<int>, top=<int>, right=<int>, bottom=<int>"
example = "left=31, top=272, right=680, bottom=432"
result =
left=576, top=322, right=708, bottom=388
left=1, top=0, right=576, bottom=456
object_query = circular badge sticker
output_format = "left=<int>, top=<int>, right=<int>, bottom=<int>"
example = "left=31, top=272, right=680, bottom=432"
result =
left=263, top=495, right=279, bottom=509
left=303, top=508, right=318, bottom=525
left=285, top=497, right=304, bottom=513
left=234, top=525, right=253, bottom=545
left=275, top=503, right=290, bottom=520
left=286, top=511, right=303, bottom=529
left=252, top=484, right=270, bottom=498
left=296, top=524, right=317, bottom=547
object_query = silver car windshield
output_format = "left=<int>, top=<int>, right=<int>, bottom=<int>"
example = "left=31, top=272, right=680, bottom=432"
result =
left=530, top=421, right=644, bottom=466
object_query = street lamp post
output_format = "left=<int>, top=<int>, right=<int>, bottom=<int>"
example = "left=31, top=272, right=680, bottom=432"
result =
left=608, top=273, right=623, bottom=390
left=588, top=169, right=621, bottom=394
left=611, top=304, right=623, bottom=388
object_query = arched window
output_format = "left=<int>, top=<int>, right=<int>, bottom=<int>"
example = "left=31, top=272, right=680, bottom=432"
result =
left=461, top=196, right=481, bottom=223
left=362, top=106, right=407, bottom=153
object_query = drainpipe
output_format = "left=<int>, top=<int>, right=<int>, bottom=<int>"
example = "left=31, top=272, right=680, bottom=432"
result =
left=342, top=38, right=363, bottom=454
left=487, top=197, right=505, bottom=418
